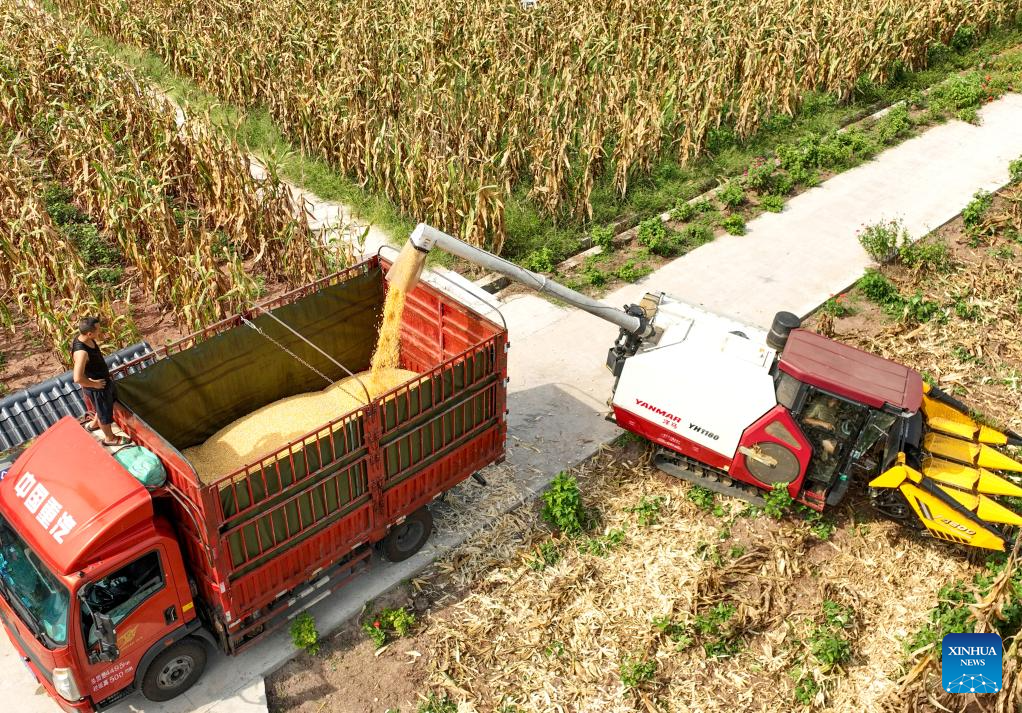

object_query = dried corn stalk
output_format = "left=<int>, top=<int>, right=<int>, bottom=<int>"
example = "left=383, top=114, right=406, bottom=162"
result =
left=55, top=0, right=1022, bottom=250
left=0, top=0, right=341, bottom=334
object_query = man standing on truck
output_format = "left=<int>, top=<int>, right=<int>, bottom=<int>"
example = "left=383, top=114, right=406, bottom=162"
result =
left=72, top=317, right=128, bottom=447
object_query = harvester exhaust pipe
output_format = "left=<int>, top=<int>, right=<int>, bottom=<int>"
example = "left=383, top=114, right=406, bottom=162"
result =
left=766, top=311, right=801, bottom=351
left=387, top=223, right=654, bottom=338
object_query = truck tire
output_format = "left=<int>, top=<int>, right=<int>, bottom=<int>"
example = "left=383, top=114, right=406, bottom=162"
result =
left=382, top=506, right=433, bottom=562
left=140, top=637, right=207, bottom=702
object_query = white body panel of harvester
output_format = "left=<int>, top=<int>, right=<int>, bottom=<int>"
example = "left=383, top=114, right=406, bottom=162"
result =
left=611, top=295, right=778, bottom=460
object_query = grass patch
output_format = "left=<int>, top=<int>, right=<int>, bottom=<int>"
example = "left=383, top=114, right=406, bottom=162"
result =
left=541, top=472, right=595, bottom=535
left=628, top=495, right=666, bottom=526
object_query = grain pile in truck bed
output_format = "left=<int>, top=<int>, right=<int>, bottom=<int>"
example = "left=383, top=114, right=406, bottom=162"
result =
left=183, top=368, right=418, bottom=485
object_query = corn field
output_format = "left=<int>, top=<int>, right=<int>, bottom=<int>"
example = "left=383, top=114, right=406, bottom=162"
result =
left=0, top=140, right=132, bottom=360
left=55, top=0, right=1021, bottom=252
left=0, top=0, right=341, bottom=363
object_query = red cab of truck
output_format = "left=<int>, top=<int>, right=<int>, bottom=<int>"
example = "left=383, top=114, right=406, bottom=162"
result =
left=0, top=418, right=193, bottom=711
left=0, top=257, right=508, bottom=711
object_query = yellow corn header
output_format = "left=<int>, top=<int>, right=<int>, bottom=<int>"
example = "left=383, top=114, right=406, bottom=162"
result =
left=870, top=384, right=1022, bottom=551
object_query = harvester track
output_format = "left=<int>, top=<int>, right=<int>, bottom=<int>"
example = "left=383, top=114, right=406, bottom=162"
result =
left=653, top=448, right=766, bottom=506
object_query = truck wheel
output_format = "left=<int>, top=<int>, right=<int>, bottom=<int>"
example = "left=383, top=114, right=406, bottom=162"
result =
left=140, top=637, right=207, bottom=702
left=382, top=506, right=433, bottom=562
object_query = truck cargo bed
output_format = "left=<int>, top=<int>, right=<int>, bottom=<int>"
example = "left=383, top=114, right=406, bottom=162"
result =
left=109, top=257, right=507, bottom=650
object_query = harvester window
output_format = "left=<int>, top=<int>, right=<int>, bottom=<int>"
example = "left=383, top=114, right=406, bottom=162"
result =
left=774, top=372, right=803, bottom=410
left=847, top=411, right=898, bottom=479
left=82, top=551, right=164, bottom=647
left=799, top=391, right=868, bottom=485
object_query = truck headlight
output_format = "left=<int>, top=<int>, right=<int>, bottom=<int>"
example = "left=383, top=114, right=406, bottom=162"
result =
left=52, top=667, right=81, bottom=701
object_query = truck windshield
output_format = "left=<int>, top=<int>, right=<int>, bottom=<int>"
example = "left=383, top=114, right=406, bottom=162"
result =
left=0, top=513, right=69, bottom=648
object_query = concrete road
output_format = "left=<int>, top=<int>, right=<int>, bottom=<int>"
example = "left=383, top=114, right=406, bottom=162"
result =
left=4, top=93, right=1022, bottom=713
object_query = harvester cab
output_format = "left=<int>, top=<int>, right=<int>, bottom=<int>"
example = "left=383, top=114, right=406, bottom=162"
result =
left=393, top=224, right=1022, bottom=551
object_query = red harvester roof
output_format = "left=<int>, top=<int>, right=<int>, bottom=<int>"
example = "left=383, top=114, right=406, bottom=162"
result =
left=778, top=329, right=923, bottom=411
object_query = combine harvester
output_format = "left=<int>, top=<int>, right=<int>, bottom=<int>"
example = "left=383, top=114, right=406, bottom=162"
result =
left=397, top=223, right=1022, bottom=552
left=2, top=225, right=1021, bottom=713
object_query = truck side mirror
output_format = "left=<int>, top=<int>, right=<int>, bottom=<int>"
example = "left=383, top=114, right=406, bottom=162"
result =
left=91, top=611, right=120, bottom=663
left=80, top=590, right=120, bottom=664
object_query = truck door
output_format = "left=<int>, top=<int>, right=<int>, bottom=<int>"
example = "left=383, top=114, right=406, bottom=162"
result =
left=76, top=546, right=182, bottom=702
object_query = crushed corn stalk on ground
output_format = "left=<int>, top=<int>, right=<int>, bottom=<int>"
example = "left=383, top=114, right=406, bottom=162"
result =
left=417, top=448, right=976, bottom=713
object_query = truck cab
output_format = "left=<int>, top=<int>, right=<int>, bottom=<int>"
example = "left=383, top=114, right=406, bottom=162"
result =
left=0, top=419, right=202, bottom=711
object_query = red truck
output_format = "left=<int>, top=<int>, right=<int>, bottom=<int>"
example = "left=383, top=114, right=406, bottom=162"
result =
left=0, top=257, right=508, bottom=711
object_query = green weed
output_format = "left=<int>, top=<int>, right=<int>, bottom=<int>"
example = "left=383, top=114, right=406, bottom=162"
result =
left=687, top=486, right=715, bottom=511
left=762, top=483, right=793, bottom=519
left=857, top=270, right=904, bottom=315
left=290, top=611, right=320, bottom=655
left=950, top=25, right=978, bottom=52
left=899, top=241, right=952, bottom=271
left=1010, top=156, right=1022, bottom=184
left=792, top=670, right=820, bottom=705
left=637, top=218, right=683, bottom=257
left=582, top=266, right=608, bottom=287
left=952, top=294, right=981, bottom=321
left=541, top=472, right=593, bottom=535
left=629, top=496, right=666, bottom=526
left=616, top=260, right=653, bottom=283
left=363, top=606, right=417, bottom=648
left=418, top=693, right=457, bottom=713
left=760, top=194, right=785, bottom=213
left=721, top=214, right=746, bottom=235
left=670, top=201, right=697, bottom=222
left=929, top=72, right=989, bottom=122
left=527, top=541, right=561, bottom=571
left=652, top=615, right=691, bottom=649
left=821, top=295, right=854, bottom=318
left=693, top=602, right=744, bottom=658
left=809, top=516, right=836, bottom=541
left=905, top=580, right=976, bottom=657
left=873, top=104, right=913, bottom=144
left=523, top=246, right=556, bottom=272
left=903, top=291, right=942, bottom=324
left=743, top=159, right=776, bottom=191
left=963, top=190, right=993, bottom=232
left=682, top=223, right=714, bottom=246
left=858, top=220, right=908, bottom=263
left=692, top=198, right=716, bottom=214
left=718, top=182, right=746, bottom=208
left=582, top=528, right=626, bottom=556
left=591, top=224, right=615, bottom=252
left=619, top=654, right=657, bottom=689
left=42, top=184, right=87, bottom=225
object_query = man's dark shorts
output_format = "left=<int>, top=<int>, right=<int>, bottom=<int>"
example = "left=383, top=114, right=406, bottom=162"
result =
left=84, top=381, right=117, bottom=426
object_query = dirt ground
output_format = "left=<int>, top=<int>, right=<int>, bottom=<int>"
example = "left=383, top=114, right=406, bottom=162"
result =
left=266, top=587, right=435, bottom=713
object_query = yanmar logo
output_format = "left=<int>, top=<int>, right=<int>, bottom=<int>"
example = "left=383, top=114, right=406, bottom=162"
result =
left=635, top=399, right=681, bottom=423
